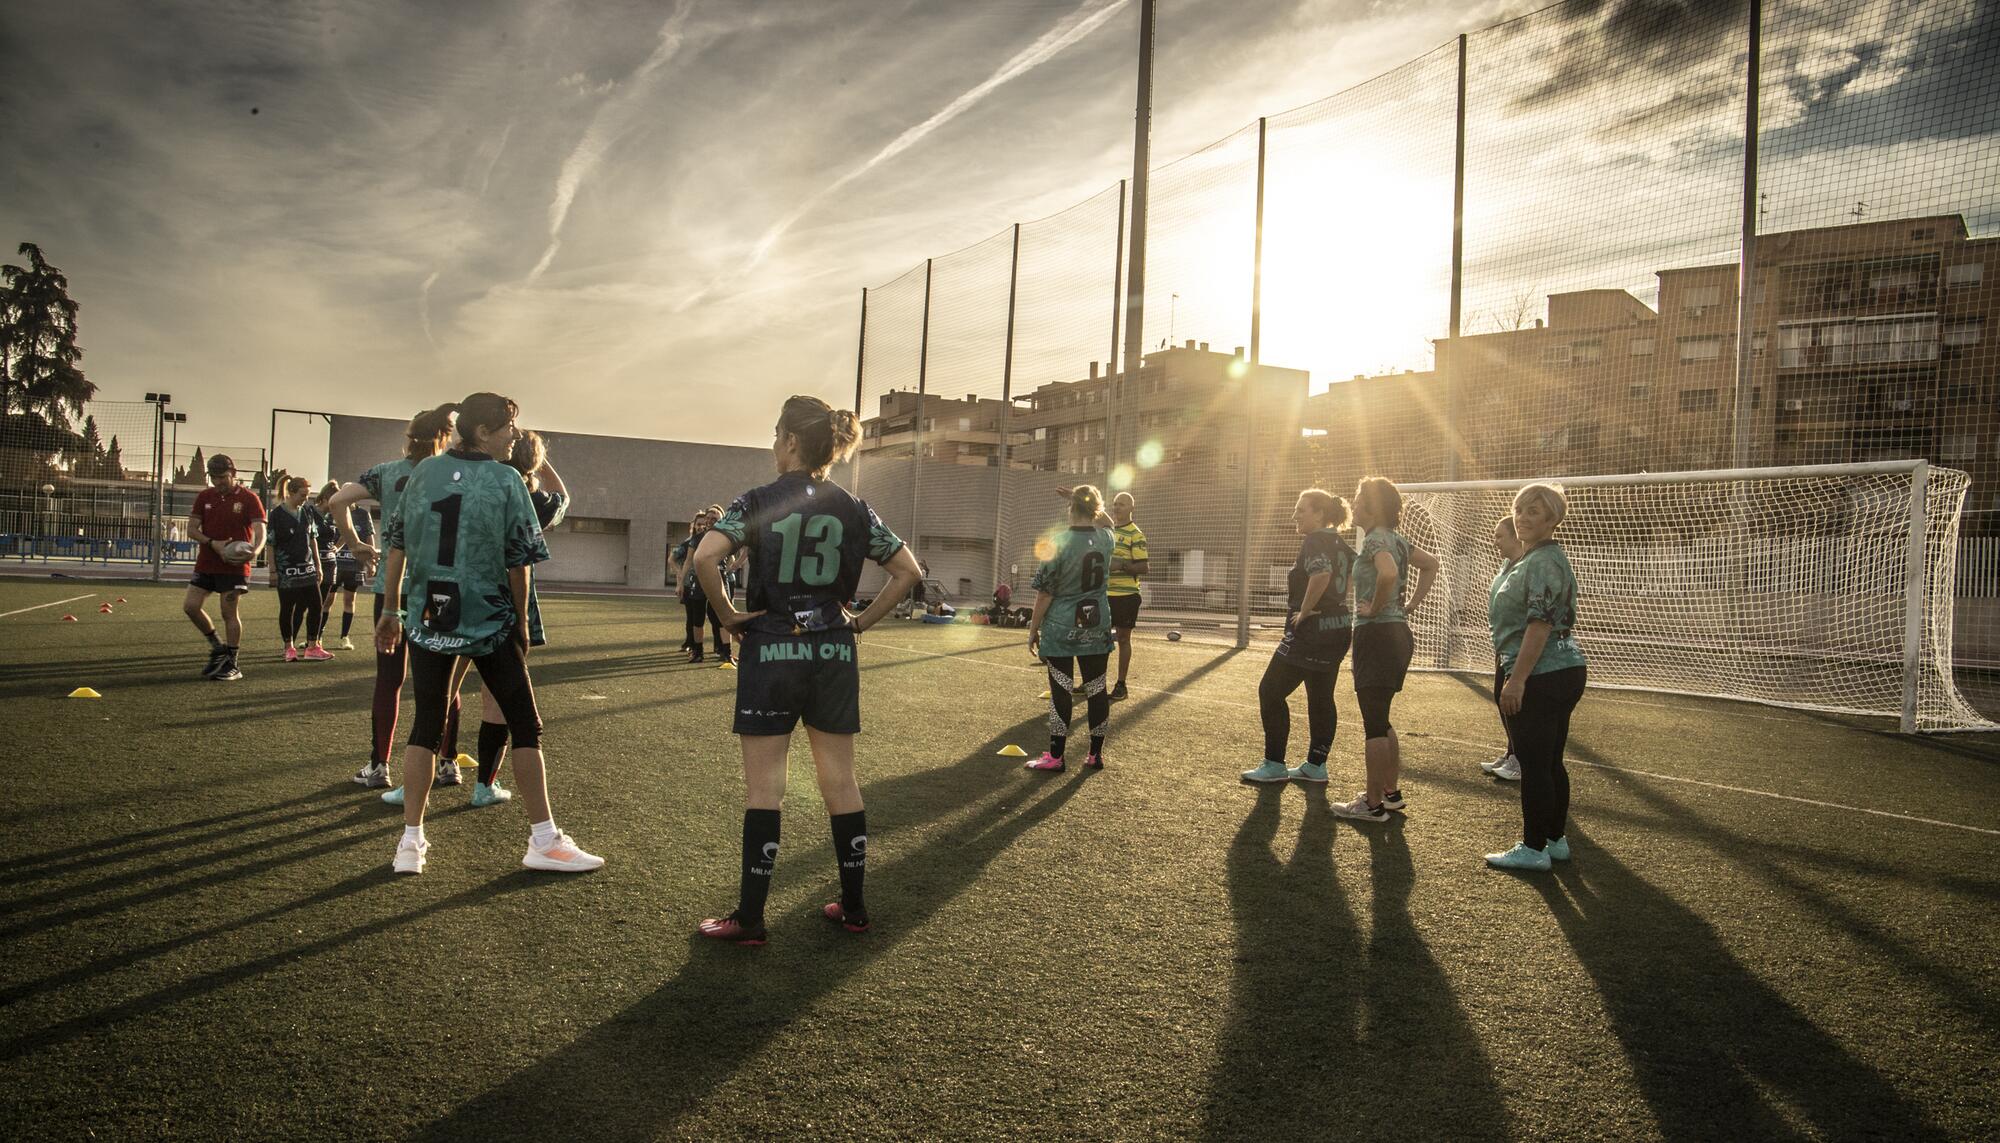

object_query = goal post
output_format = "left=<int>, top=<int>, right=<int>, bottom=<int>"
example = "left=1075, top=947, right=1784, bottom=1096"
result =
left=1395, top=460, right=1990, bottom=734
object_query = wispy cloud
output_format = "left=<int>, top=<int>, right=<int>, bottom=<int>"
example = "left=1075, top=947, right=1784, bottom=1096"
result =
left=528, top=2, right=696, bottom=283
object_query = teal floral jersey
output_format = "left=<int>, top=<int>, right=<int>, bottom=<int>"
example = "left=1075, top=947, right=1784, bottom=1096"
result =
left=1488, top=541, right=1585, bottom=677
left=1353, top=528, right=1412, bottom=626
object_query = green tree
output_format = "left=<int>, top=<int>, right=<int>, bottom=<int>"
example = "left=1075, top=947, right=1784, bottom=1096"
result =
left=0, top=243, right=93, bottom=427
left=103, top=434, right=125, bottom=479
left=179, top=446, right=206, bottom=485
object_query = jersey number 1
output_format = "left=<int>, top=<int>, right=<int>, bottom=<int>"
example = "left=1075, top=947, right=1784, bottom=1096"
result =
left=431, top=494, right=462, bottom=567
left=772, top=513, right=842, bottom=586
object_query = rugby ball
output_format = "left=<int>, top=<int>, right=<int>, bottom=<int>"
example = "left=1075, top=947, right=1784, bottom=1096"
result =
left=221, top=540, right=256, bottom=564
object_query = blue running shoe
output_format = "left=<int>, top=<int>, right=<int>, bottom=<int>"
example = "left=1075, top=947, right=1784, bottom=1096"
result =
left=1240, top=760, right=1291, bottom=783
left=381, top=786, right=405, bottom=807
left=1485, top=843, right=1552, bottom=872
left=1546, top=836, right=1571, bottom=861
left=1287, top=761, right=1328, bottom=784
left=470, top=781, right=512, bottom=808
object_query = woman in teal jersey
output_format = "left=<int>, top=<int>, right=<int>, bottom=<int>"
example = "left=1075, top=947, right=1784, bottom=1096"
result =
left=693, top=395, right=921, bottom=945
left=1484, top=483, right=1587, bottom=872
left=1025, top=485, right=1116, bottom=773
left=1480, top=515, right=1525, bottom=781
left=1240, top=489, right=1356, bottom=785
left=1333, top=476, right=1440, bottom=823
left=376, top=392, right=601, bottom=877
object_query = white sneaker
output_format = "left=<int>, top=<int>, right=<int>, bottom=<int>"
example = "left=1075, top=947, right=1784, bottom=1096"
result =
left=522, top=830, right=604, bottom=873
left=1480, top=752, right=1512, bottom=774
left=339, top=637, right=355, bottom=651
left=1491, top=755, right=1522, bottom=782
left=352, top=762, right=390, bottom=788
left=393, top=836, right=428, bottom=875
left=1330, top=795, right=1390, bottom=823
left=435, top=758, right=462, bottom=786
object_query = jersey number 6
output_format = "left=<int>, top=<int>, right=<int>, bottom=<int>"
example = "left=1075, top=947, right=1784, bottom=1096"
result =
left=772, top=513, right=843, bottom=586
left=1080, top=550, right=1106, bottom=592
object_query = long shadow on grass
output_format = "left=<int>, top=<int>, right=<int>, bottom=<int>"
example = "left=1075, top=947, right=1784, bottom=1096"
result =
left=0, top=787, right=354, bottom=878
left=1202, top=787, right=1509, bottom=1142
left=0, top=872, right=545, bottom=1064
left=411, top=717, right=1089, bottom=1141
left=1534, top=828, right=1951, bottom=1141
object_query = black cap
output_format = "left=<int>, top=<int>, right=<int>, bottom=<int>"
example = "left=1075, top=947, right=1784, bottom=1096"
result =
left=207, top=453, right=235, bottom=474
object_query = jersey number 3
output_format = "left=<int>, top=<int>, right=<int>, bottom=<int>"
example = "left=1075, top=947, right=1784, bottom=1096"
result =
left=772, top=513, right=843, bottom=586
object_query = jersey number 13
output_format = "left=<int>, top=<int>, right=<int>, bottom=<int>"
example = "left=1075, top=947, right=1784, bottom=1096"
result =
left=771, top=513, right=843, bottom=586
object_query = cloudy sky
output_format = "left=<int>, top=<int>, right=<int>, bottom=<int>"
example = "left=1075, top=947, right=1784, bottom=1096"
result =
left=3, top=0, right=1993, bottom=474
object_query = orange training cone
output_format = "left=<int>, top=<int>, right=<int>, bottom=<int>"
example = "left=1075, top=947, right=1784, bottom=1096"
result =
left=115, top=596, right=128, bottom=604
left=61, top=614, right=78, bottom=622
left=99, top=603, right=114, bottom=613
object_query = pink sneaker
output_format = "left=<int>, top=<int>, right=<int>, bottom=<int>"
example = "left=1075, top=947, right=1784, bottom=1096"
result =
left=283, top=646, right=298, bottom=663
left=301, top=645, right=335, bottom=661
left=1084, top=754, right=1103, bottom=770
left=698, top=914, right=768, bottom=945
left=822, top=902, right=870, bottom=932
left=1025, top=752, right=1065, bottom=772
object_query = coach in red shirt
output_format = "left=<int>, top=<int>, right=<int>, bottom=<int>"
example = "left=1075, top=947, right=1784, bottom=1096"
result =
left=184, top=453, right=267, bottom=681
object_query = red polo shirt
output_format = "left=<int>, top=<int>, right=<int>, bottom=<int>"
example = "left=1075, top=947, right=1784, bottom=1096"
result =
left=192, top=484, right=266, bottom=573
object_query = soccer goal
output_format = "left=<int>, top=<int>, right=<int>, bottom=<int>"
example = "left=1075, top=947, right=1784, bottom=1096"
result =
left=1397, top=461, right=1992, bottom=733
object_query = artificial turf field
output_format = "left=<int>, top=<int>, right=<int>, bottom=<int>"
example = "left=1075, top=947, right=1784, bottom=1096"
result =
left=2, top=579, right=1997, bottom=1142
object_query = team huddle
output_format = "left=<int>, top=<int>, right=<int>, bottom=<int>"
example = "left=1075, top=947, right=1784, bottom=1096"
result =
left=176, top=389, right=1590, bottom=942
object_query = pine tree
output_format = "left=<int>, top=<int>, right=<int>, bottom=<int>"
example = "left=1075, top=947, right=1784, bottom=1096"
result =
left=103, top=434, right=125, bottom=479
left=180, top=446, right=206, bottom=485
left=77, top=413, right=105, bottom=477
left=0, top=243, right=93, bottom=428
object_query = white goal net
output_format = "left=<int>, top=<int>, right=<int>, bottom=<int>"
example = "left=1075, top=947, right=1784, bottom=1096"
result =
left=1399, top=462, right=1992, bottom=733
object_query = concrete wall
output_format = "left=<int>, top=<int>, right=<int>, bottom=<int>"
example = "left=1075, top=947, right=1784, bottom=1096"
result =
left=328, top=415, right=773, bottom=590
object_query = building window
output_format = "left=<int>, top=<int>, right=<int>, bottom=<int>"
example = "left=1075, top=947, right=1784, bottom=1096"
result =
left=1944, top=319, right=1984, bottom=348
left=1752, top=332, right=1767, bottom=358
left=1854, top=317, right=1939, bottom=364
left=1630, top=338, right=1655, bottom=356
left=958, top=417, right=971, bottom=431
left=1678, top=336, right=1723, bottom=363
left=1573, top=339, right=1603, bottom=364
left=1778, top=321, right=1854, bottom=367
left=1542, top=344, right=1572, bottom=365
left=1681, top=285, right=1723, bottom=316
left=1679, top=388, right=1720, bottom=413
left=1947, top=262, right=1984, bottom=288
left=1628, top=383, right=1652, bottom=399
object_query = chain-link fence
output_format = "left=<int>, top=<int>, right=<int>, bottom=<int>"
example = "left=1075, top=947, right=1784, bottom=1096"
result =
left=848, top=0, right=2000, bottom=723
left=0, top=398, right=269, bottom=575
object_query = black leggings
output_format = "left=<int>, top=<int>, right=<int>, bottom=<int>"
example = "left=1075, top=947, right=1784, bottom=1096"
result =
left=278, top=585, right=323, bottom=644
left=1503, top=665, right=1587, bottom=849
left=1494, top=664, right=1516, bottom=756
left=1260, top=656, right=1337, bottom=765
left=684, top=599, right=728, bottom=656
left=1044, top=653, right=1109, bottom=760
left=1356, top=687, right=1397, bottom=740
left=408, top=639, right=541, bottom=752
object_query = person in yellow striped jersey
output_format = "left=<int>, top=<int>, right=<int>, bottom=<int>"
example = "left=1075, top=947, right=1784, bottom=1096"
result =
left=1105, top=492, right=1149, bottom=701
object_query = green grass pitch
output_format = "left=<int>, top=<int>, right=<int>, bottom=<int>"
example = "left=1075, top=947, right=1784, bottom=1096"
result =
left=2, top=579, right=1997, bottom=1141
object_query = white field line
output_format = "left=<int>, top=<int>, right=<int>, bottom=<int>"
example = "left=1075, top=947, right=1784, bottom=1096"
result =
left=861, top=637, right=2000, bottom=838
left=0, top=593, right=97, bottom=619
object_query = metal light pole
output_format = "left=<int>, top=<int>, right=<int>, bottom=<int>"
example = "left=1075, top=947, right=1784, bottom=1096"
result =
left=1116, top=0, right=1157, bottom=470
left=144, top=391, right=171, bottom=580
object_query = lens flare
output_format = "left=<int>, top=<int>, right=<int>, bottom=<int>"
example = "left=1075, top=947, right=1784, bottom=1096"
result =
left=1227, top=358, right=1249, bottom=379
left=1136, top=440, right=1165, bottom=468
left=1034, top=535, right=1057, bottom=561
left=1109, top=463, right=1135, bottom=491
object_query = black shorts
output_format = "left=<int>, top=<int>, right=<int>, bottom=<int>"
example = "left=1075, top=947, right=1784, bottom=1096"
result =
left=190, top=570, right=250, bottom=594
left=733, top=630, right=861, bottom=736
left=332, top=563, right=362, bottom=592
left=1109, top=593, right=1142, bottom=630
left=1351, top=621, right=1413, bottom=692
left=1276, top=622, right=1350, bottom=675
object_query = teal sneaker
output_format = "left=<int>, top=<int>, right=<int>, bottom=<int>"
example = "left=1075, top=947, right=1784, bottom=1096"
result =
left=1287, top=761, right=1328, bottom=784
left=1240, top=760, right=1291, bottom=783
left=1484, top=843, right=1552, bottom=872
left=1546, top=836, right=1571, bottom=861
left=470, top=781, right=513, bottom=808
left=381, top=786, right=405, bottom=807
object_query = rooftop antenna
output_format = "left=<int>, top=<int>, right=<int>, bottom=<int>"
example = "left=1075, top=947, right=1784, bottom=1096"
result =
left=1169, top=293, right=1179, bottom=347
left=1850, top=200, right=1868, bottom=221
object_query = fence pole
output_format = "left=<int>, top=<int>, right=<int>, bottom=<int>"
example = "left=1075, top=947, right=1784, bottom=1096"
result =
left=1110, top=179, right=1126, bottom=384
left=1238, top=116, right=1268, bottom=649
left=1118, top=0, right=1157, bottom=473
left=150, top=398, right=165, bottom=581
left=1732, top=0, right=1762, bottom=470
left=1903, top=461, right=1930, bottom=733
left=1446, top=32, right=1467, bottom=482
left=853, top=288, right=868, bottom=497
left=912, top=258, right=933, bottom=557
left=996, top=224, right=1021, bottom=596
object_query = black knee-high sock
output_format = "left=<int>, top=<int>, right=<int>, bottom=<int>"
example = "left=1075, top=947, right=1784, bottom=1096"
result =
left=341, top=608, right=354, bottom=637
left=738, top=809, right=781, bottom=923
left=476, top=721, right=509, bottom=786
left=439, top=694, right=462, bottom=760
left=829, top=810, right=867, bottom=916
left=1082, top=665, right=1109, bottom=759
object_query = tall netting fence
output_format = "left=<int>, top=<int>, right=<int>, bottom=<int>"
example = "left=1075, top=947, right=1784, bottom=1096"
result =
left=850, top=0, right=2000, bottom=727
left=0, top=399, right=168, bottom=569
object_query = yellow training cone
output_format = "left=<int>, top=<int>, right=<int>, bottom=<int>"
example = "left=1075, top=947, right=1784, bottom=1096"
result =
left=1038, top=691, right=1051, bottom=700
left=68, top=687, right=101, bottom=699
left=996, top=744, right=1028, bottom=757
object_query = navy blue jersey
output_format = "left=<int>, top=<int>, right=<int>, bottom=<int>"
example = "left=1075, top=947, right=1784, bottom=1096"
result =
left=305, top=503, right=340, bottom=562
left=336, top=507, right=373, bottom=566
left=711, top=470, right=904, bottom=637
left=267, top=504, right=322, bottom=588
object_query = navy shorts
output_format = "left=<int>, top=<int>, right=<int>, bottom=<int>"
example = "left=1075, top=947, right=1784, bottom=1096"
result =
left=1109, top=593, right=1142, bottom=630
left=332, top=563, right=362, bottom=592
left=190, top=570, right=250, bottom=594
left=733, top=630, right=861, bottom=736
left=1351, top=621, right=1413, bottom=692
